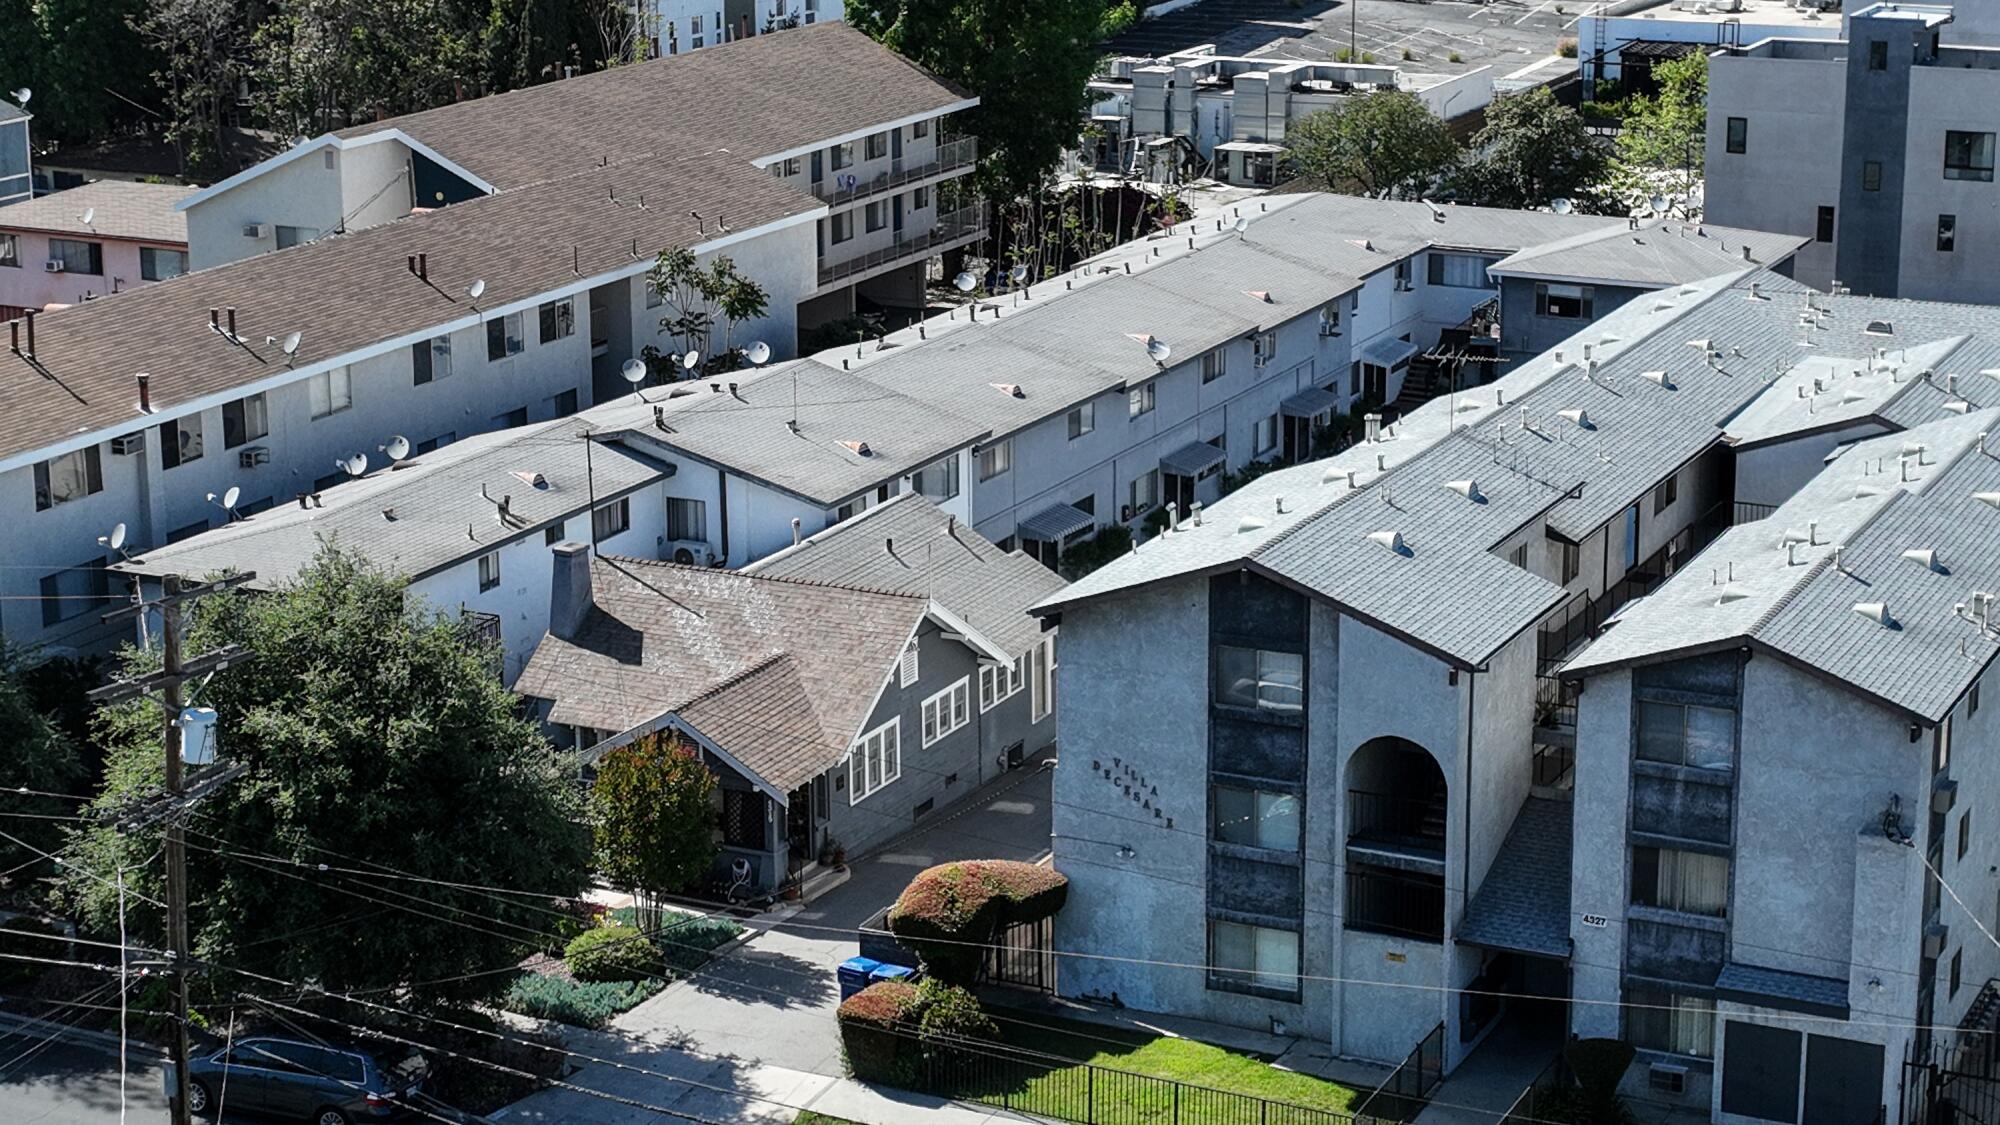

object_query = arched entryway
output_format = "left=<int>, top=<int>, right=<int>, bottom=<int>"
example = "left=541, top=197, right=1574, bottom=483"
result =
left=1344, top=736, right=1447, bottom=941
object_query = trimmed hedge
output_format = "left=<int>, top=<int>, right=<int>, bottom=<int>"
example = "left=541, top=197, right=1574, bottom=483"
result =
left=501, top=974, right=663, bottom=1028
left=886, top=861, right=1068, bottom=984
left=836, top=978, right=995, bottom=1085
left=565, top=923, right=660, bottom=983
left=657, top=916, right=745, bottom=973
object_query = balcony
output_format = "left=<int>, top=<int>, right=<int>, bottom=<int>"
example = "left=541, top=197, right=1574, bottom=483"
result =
left=814, top=137, right=978, bottom=208
left=817, top=204, right=987, bottom=289
left=1346, top=867, right=1446, bottom=942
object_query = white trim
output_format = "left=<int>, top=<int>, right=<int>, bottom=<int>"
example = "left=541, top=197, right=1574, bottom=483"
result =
left=176, top=130, right=500, bottom=214
left=847, top=716, right=902, bottom=803
left=751, top=98, right=981, bottom=169
left=978, top=653, right=1025, bottom=713
left=0, top=207, right=825, bottom=476
left=925, top=600, right=1012, bottom=665
left=920, top=675, right=971, bottom=747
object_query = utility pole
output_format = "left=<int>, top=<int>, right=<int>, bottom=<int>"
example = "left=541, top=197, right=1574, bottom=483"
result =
left=89, top=573, right=255, bottom=1125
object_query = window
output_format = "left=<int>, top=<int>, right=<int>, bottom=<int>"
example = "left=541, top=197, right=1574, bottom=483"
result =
left=0, top=233, right=16, bottom=267
left=1625, top=988, right=1714, bottom=1058
left=1508, top=542, right=1528, bottom=570
left=477, top=551, right=500, bottom=592
left=48, top=238, right=103, bottom=275
left=913, top=185, right=931, bottom=210
left=538, top=297, right=575, bottom=344
left=1252, top=330, right=1277, bottom=368
left=1652, top=473, right=1677, bottom=515
left=1535, top=282, right=1594, bottom=319
left=848, top=718, right=900, bottom=802
left=1253, top=414, right=1279, bottom=455
left=545, top=521, right=565, bottom=545
left=774, top=156, right=802, bottom=177
left=830, top=211, right=854, bottom=244
left=1030, top=635, right=1056, bottom=722
left=720, top=788, right=764, bottom=848
left=913, top=455, right=960, bottom=501
left=979, top=655, right=1025, bottom=711
left=158, top=416, right=202, bottom=469
left=274, top=225, right=315, bottom=249
left=645, top=279, right=664, bottom=309
left=978, top=440, right=1012, bottom=480
left=921, top=677, right=971, bottom=746
left=1128, top=381, right=1156, bottom=418
left=1201, top=347, right=1227, bottom=383
left=487, top=313, right=524, bottom=360
left=1960, top=809, right=1973, bottom=860
left=1946, top=131, right=1996, bottom=182
left=592, top=497, right=630, bottom=539
left=1868, top=39, right=1888, bottom=69
left=1862, top=160, right=1883, bottom=192
left=222, top=393, right=267, bottom=448
left=1633, top=846, right=1730, bottom=917
left=1213, top=785, right=1301, bottom=852
left=140, top=247, right=187, bottom=281
left=667, top=497, right=707, bottom=542
left=1210, top=920, right=1299, bottom=994
left=415, top=432, right=455, bottom=454
left=831, top=140, right=854, bottom=171
left=1214, top=645, right=1303, bottom=713
left=1940, top=214, right=1958, bottom=253
left=1560, top=540, right=1581, bottom=584
left=33, top=447, right=103, bottom=510
left=1426, top=252, right=1495, bottom=290
left=412, top=334, right=452, bottom=384
left=865, top=131, right=889, bottom=160
left=1129, top=469, right=1159, bottom=515
left=308, top=366, right=352, bottom=418
left=1725, top=116, right=1747, bottom=155
left=1952, top=947, right=1965, bottom=998
left=865, top=201, right=887, bottom=233
left=1817, top=205, right=1836, bottom=243
left=1064, top=402, right=1096, bottom=438
left=1637, top=700, right=1736, bottom=770
left=39, top=556, right=108, bottom=626
left=911, top=119, right=931, bottom=140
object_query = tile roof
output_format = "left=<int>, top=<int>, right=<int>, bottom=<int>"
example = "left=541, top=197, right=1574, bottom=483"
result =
left=515, top=556, right=931, bottom=791
left=0, top=180, right=197, bottom=244
left=1456, top=796, right=1573, bottom=958
left=1565, top=409, right=2000, bottom=722
left=1487, top=219, right=1808, bottom=288
left=0, top=151, right=816, bottom=471
left=331, top=24, right=972, bottom=190
left=745, top=492, right=1067, bottom=658
left=109, top=415, right=666, bottom=588
left=1715, top=961, right=1849, bottom=1018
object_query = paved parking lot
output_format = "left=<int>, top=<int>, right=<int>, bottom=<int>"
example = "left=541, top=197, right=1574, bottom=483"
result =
left=1109, top=0, right=1571, bottom=74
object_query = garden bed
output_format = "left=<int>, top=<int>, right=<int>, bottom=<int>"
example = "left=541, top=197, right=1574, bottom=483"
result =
left=497, top=910, right=744, bottom=1028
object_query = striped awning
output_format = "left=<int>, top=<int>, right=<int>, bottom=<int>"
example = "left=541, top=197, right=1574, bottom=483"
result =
left=1017, top=502, right=1096, bottom=543
left=1159, top=441, right=1227, bottom=478
left=1361, top=335, right=1421, bottom=369
left=1280, top=386, right=1342, bottom=419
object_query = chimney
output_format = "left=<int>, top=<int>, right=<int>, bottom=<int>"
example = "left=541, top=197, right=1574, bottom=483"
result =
left=135, top=372, right=152, bottom=413
left=417, top=252, right=428, bottom=280
left=549, top=541, right=593, bottom=639
left=1364, top=412, right=1381, bottom=443
left=22, top=309, right=34, bottom=359
left=225, top=307, right=238, bottom=339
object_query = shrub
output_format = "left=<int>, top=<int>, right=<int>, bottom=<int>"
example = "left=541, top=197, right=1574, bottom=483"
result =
left=0, top=915, right=65, bottom=987
left=838, top=980, right=921, bottom=1084
left=1565, top=1037, right=1636, bottom=1119
left=912, top=979, right=998, bottom=1043
left=886, top=861, right=1068, bottom=985
left=656, top=915, right=745, bottom=973
left=501, top=973, right=663, bottom=1028
left=1058, top=525, right=1134, bottom=580
left=1401, top=47, right=1415, bottom=61
left=565, top=923, right=660, bottom=983
left=1558, top=37, right=1579, bottom=58
left=1449, top=50, right=1463, bottom=63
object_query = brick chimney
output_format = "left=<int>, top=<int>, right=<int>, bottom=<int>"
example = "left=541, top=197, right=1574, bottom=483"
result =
left=549, top=541, right=594, bottom=639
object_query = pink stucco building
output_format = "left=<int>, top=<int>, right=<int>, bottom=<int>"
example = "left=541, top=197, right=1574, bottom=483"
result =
left=0, top=180, right=196, bottom=320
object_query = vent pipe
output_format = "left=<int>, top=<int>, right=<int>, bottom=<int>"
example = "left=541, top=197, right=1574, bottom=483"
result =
left=791, top=517, right=802, bottom=545
left=21, top=309, right=33, bottom=359
left=1364, top=413, right=1381, bottom=443
left=135, top=372, right=152, bottom=414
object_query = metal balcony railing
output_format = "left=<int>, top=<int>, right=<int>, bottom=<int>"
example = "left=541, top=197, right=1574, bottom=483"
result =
left=1345, top=867, right=1445, bottom=942
left=813, top=137, right=978, bottom=207
left=1347, top=789, right=1447, bottom=853
left=817, top=204, right=986, bottom=287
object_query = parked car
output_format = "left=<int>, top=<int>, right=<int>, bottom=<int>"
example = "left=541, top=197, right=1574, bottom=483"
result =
left=166, top=1035, right=431, bottom=1124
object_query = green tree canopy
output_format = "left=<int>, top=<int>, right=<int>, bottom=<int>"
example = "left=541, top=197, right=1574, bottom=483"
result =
left=849, top=0, right=1137, bottom=200
left=643, top=247, right=770, bottom=374
left=1285, top=91, right=1459, bottom=199
left=0, top=644, right=84, bottom=881
left=1612, top=51, right=1707, bottom=217
left=592, top=730, right=718, bottom=901
left=251, top=0, right=476, bottom=139
left=61, top=546, right=591, bottom=1007
left=1455, top=86, right=1610, bottom=211
left=32, top=0, right=154, bottom=145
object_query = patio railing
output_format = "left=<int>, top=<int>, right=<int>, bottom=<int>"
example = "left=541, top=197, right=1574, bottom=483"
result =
left=813, top=137, right=978, bottom=207
left=817, top=204, right=987, bottom=287
left=1353, top=1022, right=1446, bottom=1122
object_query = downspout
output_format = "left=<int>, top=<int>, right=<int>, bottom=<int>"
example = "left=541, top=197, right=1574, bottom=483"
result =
left=716, top=466, right=731, bottom=564
left=1460, top=665, right=1476, bottom=1043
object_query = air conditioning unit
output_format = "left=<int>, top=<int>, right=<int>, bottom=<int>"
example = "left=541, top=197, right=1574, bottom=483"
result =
left=110, top=432, right=146, bottom=456
left=1647, top=1062, right=1688, bottom=1095
left=43, top=259, right=64, bottom=273
left=666, top=539, right=715, bottom=567
left=242, top=222, right=272, bottom=240
left=238, top=444, right=271, bottom=468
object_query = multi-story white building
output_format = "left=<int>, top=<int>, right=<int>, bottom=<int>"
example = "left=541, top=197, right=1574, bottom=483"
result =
left=640, top=0, right=843, bottom=56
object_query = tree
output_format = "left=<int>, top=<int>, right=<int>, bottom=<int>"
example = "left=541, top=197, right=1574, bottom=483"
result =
left=642, top=247, right=770, bottom=374
left=60, top=545, right=592, bottom=1007
left=1612, top=51, right=1707, bottom=217
left=1285, top=91, right=1459, bottom=199
left=32, top=0, right=154, bottom=146
left=1455, top=86, right=1610, bottom=211
left=251, top=0, right=475, bottom=138
left=0, top=644, right=83, bottom=881
left=133, top=0, right=252, bottom=180
left=592, top=730, right=718, bottom=909
left=482, top=0, right=609, bottom=92
left=848, top=0, right=1138, bottom=201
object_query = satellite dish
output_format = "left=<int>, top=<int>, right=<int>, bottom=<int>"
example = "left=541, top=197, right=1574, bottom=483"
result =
left=382, top=435, right=411, bottom=461
left=1550, top=197, right=1573, bottom=215
left=1318, top=306, right=1333, bottom=325
left=1008, top=264, right=1029, bottom=284
left=621, top=357, right=647, bottom=385
left=680, top=350, right=700, bottom=371
left=747, top=341, right=772, bottom=366
left=342, top=453, right=368, bottom=477
left=99, top=522, right=127, bottom=551
left=8, top=88, right=27, bottom=106
left=1145, top=338, right=1173, bottom=365
left=79, top=207, right=95, bottom=226
left=467, top=278, right=486, bottom=300
left=952, top=271, right=977, bottom=293
left=221, top=486, right=241, bottom=510
left=280, top=331, right=302, bottom=356
left=1231, top=216, right=1251, bottom=234
left=1648, top=194, right=1669, bottom=216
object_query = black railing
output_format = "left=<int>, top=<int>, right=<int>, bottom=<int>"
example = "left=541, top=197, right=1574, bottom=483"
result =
left=985, top=915, right=1056, bottom=993
left=1345, top=868, right=1445, bottom=942
left=1534, top=674, right=1578, bottom=732
left=1733, top=500, right=1778, bottom=524
left=1353, top=1023, right=1446, bottom=1122
left=1532, top=744, right=1575, bottom=788
left=1347, top=790, right=1445, bottom=851
left=1536, top=499, right=1734, bottom=673
left=1501, top=1049, right=1575, bottom=1124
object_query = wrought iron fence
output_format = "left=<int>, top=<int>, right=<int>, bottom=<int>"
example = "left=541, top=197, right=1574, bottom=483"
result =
left=1352, top=1023, right=1446, bottom=1122
left=1501, top=1048, right=1574, bottom=1124
left=985, top=914, right=1056, bottom=993
left=1344, top=869, right=1445, bottom=942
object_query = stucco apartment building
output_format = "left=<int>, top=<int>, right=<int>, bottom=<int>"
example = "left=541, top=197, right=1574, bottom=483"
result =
left=1706, top=3, right=2000, bottom=302
left=1030, top=269, right=2000, bottom=1092
left=642, top=0, right=843, bottom=55
left=0, top=180, right=196, bottom=320
left=175, top=23, right=975, bottom=333
left=0, top=97, right=27, bottom=208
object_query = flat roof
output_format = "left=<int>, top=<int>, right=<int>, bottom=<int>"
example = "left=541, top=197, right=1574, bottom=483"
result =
left=0, top=180, right=197, bottom=244
left=1604, top=0, right=1843, bottom=31
left=1107, top=0, right=1573, bottom=76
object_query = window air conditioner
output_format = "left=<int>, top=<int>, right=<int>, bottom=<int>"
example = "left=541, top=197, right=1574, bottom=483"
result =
left=110, top=432, right=146, bottom=456
left=666, top=539, right=715, bottom=567
left=1647, top=1063, right=1688, bottom=1094
left=43, top=259, right=64, bottom=273
left=238, top=444, right=271, bottom=468
left=242, top=222, right=272, bottom=240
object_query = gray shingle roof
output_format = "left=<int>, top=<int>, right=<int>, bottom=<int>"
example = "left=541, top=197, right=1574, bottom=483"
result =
left=110, top=416, right=665, bottom=588
left=1715, top=961, right=1849, bottom=1018
left=1456, top=796, right=1573, bottom=958
left=0, top=180, right=197, bottom=244
left=0, top=99, right=24, bottom=124
left=745, top=492, right=1067, bottom=658
left=332, top=24, right=971, bottom=190
left=516, top=556, right=931, bottom=790
left=1487, top=219, right=1807, bottom=288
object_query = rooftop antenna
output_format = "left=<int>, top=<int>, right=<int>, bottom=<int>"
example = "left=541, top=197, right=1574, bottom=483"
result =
left=1648, top=193, right=1670, bottom=218
left=620, top=356, right=649, bottom=402
left=953, top=271, right=978, bottom=296
left=746, top=340, right=772, bottom=366
left=97, top=522, right=130, bottom=560
left=206, top=486, right=242, bottom=521
left=680, top=349, right=701, bottom=376
left=1231, top=215, right=1251, bottom=235
left=1008, top=264, right=1029, bottom=288
left=380, top=434, right=411, bottom=462
left=79, top=206, right=95, bottom=229
left=1549, top=197, right=1573, bottom=216
left=466, top=278, right=486, bottom=309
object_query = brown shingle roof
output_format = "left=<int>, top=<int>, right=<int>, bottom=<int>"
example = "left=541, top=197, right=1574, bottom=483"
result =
left=0, top=180, right=197, bottom=244
left=335, top=23, right=973, bottom=190
left=0, top=151, right=816, bottom=469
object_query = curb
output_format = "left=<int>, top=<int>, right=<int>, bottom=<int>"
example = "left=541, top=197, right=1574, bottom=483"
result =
left=0, top=1007, right=169, bottom=1061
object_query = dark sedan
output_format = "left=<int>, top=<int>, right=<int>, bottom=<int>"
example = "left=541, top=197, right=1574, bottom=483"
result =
left=168, top=1036, right=429, bottom=1124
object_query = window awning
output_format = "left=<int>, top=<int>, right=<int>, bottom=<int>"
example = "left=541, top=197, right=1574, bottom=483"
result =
left=1280, top=386, right=1342, bottom=419
left=1214, top=141, right=1287, bottom=154
left=1360, top=335, right=1421, bottom=370
left=1017, top=502, right=1096, bottom=543
left=1159, top=441, right=1228, bottom=478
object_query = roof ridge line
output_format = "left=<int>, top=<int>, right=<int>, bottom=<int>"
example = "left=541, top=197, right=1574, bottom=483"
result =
left=1747, top=488, right=1912, bottom=637
left=597, top=549, right=929, bottom=601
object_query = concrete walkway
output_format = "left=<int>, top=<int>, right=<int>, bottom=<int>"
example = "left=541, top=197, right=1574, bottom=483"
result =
left=1412, top=1022, right=1561, bottom=1125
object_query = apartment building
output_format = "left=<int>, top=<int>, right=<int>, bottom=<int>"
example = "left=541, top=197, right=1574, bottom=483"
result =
left=0, top=96, right=27, bottom=208
left=1085, top=48, right=1493, bottom=187
left=176, top=24, right=975, bottom=330
left=1559, top=411, right=2000, bottom=1121
left=0, top=180, right=197, bottom=320
left=1706, top=3, right=2000, bottom=302
left=642, top=0, right=842, bottom=56
left=1575, top=0, right=1841, bottom=92
left=1029, top=270, right=2000, bottom=1081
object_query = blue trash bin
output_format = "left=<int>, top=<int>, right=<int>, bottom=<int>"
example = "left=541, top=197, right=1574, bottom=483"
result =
left=838, top=956, right=883, bottom=1000
left=869, top=963, right=918, bottom=987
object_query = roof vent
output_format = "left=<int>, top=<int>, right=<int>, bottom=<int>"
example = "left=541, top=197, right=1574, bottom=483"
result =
left=1864, top=320, right=1894, bottom=336
left=1903, top=547, right=1943, bottom=572
left=1245, top=289, right=1272, bottom=302
left=511, top=470, right=548, bottom=488
left=1348, top=238, right=1376, bottom=252
left=1945, top=401, right=1973, bottom=415
left=990, top=382, right=1025, bottom=398
left=1716, top=590, right=1751, bottom=605
left=1557, top=408, right=1593, bottom=429
left=840, top=440, right=873, bottom=456
left=1237, top=515, right=1269, bottom=533
left=1367, top=529, right=1408, bottom=555
left=1974, top=491, right=2000, bottom=509
left=1444, top=479, right=1486, bottom=503
left=1854, top=601, right=1897, bottom=628
left=1640, top=370, right=1672, bottom=389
